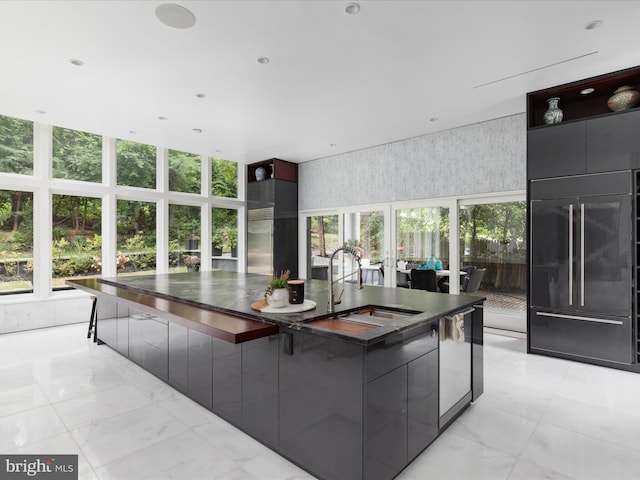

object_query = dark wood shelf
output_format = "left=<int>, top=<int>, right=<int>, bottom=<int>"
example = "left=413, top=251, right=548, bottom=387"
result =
left=247, top=158, right=297, bottom=183
left=527, top=65, right=640, bottom=128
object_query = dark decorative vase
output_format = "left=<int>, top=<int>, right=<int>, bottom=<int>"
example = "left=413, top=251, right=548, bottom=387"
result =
left=607, top=85, right=640, bottom=111
left=212, top=246, right=222, bottom=256
left=231, top=247, right=237, bottom=258
left=187, top=265, right=199, bottom=272
left=543, top=97, right=563, bottom=125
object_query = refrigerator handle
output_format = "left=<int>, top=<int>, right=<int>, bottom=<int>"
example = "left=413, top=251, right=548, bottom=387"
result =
left=568, top=204, right=573, bottom=306
left=580, top=203, right=585, bottom=307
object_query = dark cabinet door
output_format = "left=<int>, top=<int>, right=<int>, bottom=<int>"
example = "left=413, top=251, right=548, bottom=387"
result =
left=578, top=194, right=632, bottom=316
left=471, top=304, right=483, bottom=402
left=212, top=337, right=242, bottom=424
left=188, top=329, right=213, bottom=408
left=530, top=193, right=632, bottom=316
left=279, top=331, right=364, bottom=480
left=530, top=198, right=573, bottom=309
left=587, top=111, right=640, bottom=173
left=129, top=310, right=168, bottom=381
left=527, top=122, right=586, bottom=179
left=98, top=312, right=117, bottom=347
left=366, top=366, right=408, bottom=480
left=168, top=323, right=188, bottom=393
left=530, top=309, right=633, bottom=364
left=241, top=334, right=279, bottom=448
left=407, top=350, right=438, bottom=461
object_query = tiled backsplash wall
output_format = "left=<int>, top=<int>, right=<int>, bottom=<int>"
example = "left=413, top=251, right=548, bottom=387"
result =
left=299, top=113, right=526, bottom=210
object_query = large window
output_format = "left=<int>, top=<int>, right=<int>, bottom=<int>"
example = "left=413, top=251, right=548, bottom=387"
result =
left=51, top=194, right=101, bottom=287
left=169, top=204, right=200, bottom=272
left=117, top=200, right=157, bottom=276
left=169, top=149, right=201, bottom=194
left=212, top=207, right=238, bottom=271
left=52, top=126, right=102, bottom=182
left=344, top=210, right=385, bottom=286
left=116, top=139, right=156, bottom=189
left=396, top=207, right=449, bottom=266
left=0, top=190, right=33, bottom=293
left=307, top=215, right=338, bottom=280
left=211, top=158, right=238, bottom=198
left=0, top=115, right=33, bottom=175
left=0, top=114, right=243, bottom=302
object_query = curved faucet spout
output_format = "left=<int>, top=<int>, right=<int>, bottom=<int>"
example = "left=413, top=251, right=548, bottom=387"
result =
left=327, top=246, right=363, bottom=313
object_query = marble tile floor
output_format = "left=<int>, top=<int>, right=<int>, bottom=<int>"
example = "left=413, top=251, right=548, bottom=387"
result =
left=2, top=323, right=640, bottom=480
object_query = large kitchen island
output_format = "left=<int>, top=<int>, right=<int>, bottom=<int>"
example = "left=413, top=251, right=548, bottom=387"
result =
left=68, top=271, right=484, bottom=480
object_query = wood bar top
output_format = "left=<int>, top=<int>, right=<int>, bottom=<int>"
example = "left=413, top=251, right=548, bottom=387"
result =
left=68, top=277, right=279, bottom=344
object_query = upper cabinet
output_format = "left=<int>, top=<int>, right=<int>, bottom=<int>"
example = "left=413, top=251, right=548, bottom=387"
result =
left=586, top=111, right=640, bottom=173
left=527, top=122, right=586, bottom=179
left=527, top=65, right=640, bottom=180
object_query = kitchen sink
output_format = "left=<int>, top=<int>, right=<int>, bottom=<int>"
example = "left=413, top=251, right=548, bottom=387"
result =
left=306, top=306, right=417, bottom=334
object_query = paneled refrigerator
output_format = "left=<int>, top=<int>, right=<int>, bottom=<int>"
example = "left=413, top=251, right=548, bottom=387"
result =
left=529, top=171, right=633, bottom=365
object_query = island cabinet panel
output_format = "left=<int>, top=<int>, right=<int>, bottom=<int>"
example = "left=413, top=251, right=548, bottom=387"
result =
left=471, top=304, right=484, bottom=401
left=407, top=350, right=438, bottom=461
left=115, top=304, right=129, bottom=356
left=168, top=323, right=189, bottom=393
left=279, top=330, right=365, bottom=480
left=128, top=309, right=169, bottom=381
left=95, top=300, right=124, bottom=353
left=211, top=337, right=242, bottom=424
left=364, top=323, right=437, bottom=382
left=188, top=329, right=213, bottom=409
left=364, top=323, right=439, bottom=479
left=98, top=310, right=117, bottom=348
left=241, top=334, right=279, bottom=447
left=366, top=365, right=408, bottom=480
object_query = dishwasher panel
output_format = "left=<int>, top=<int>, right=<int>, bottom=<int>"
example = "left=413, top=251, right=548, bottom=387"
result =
left=439, top=310, right=473, bottom=418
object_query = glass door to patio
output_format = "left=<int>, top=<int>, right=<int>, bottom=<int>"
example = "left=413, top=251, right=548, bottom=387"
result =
left=459, top=199, right=526, bottom=332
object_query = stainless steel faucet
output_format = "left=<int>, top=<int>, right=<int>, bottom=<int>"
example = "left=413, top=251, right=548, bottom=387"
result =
left=327, top=246, right=363, bottom=313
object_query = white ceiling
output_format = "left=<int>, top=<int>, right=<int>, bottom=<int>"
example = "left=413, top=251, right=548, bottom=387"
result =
left=0, top=0, right=639, bottom=165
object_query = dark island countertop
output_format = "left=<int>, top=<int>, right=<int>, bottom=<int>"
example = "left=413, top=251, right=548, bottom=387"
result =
left=69, top=271, right=484, bottom=345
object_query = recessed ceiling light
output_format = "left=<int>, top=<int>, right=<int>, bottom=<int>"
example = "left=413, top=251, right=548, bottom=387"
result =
left=215, top=149, right=222, bottom=153
left=585, top=20, right=602, bottom=30
left=155, top=3, right=196, bottom=29
left=158, top=116, right=167, bottom=120
left=429, top=117, right=439, bottom=122
left=35, top=109, right=46, bottom=114
left=193, top=128, right=202, bottom=134
left=257, top=56, right=270, bottom=64
left=196, top=93, right=206, bottom=98
left=69, top=58, right=84, bottom=67
left=580, top=88, right=595, bottom=95
left=345, top=3, right=360, bottom=14
left=330, top=144, right=336, bottom=147
left=129, top=130, right=137, bottom=134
